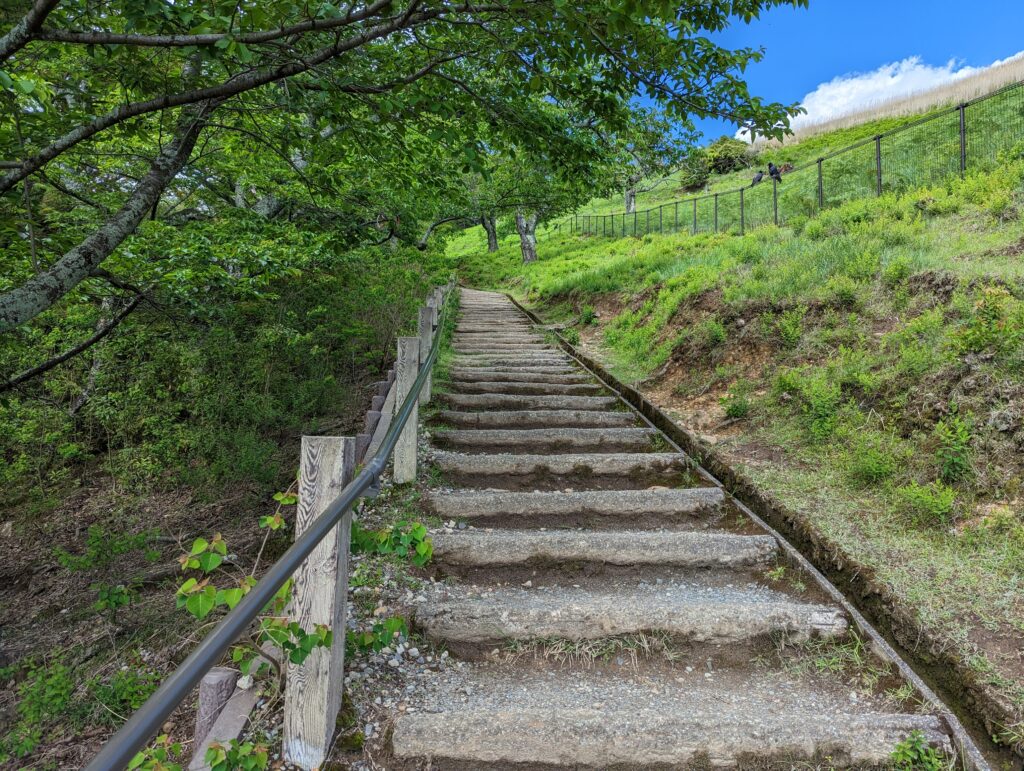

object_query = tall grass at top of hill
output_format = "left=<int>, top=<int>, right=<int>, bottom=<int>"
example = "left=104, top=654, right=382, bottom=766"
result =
left=574, top=71, right=1024, bottom=219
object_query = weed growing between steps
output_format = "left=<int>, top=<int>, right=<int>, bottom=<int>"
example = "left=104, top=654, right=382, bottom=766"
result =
left=450, top=159, right=1024, bottom=756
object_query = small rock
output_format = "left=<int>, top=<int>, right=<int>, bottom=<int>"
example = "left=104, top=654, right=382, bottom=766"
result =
left=237, top=675, right=254, bottom=690
left=522, top=580, right=532, bottom=588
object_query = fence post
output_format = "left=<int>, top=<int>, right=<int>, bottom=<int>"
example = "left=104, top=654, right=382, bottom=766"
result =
left=674, top=201, right=679, bottom=231
left=959, top=104, right=967, bottom=177
left=283, top=435, right=355, bottom=769
left=418, top=307, right=433, bottom=405
left=603, top=215, right=608, bottom=237
left=817, top=158, right=824, bottom=209
left=875, top=135, right=883, bottom=196
left=611, top=213, right=615, bottom=237
left=393, top=337, right=420, bottom=484
left=773, top=178, right=779, bottom=226
left=646, top=208, right=650, bottom=234
left=633, top=210, right=637, bottom=236
left=659, top=206, right=663, bottom=233
left=714, top=194, right=718, bottom=233
left=692, top=198, right=697, bottom=234
left=740, top=188, right=745, bottom=235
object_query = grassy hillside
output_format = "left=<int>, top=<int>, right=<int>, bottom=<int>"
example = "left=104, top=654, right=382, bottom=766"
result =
left=448, top=157, right=1024, bottom=753
left=575, top=79, right=1024, bottom=228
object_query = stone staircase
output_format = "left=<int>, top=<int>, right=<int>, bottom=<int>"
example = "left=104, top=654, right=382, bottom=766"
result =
left=391, top=288, right=951, bottom=768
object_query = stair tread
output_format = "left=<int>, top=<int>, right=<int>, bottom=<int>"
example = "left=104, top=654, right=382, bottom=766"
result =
left=392, top=667, right=949, bottom=767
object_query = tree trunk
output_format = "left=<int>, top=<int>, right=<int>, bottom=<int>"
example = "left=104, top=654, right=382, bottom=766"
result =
left=0, top=100, right=217, bottom=332
left=624, top=186, right=636, bottom=214
left=514, top=212, right=538, bottom=264
left=481, top=213, right=498, bottom=252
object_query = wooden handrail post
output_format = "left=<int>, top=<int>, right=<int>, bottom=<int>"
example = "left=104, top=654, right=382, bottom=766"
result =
left=418, top=306, right=433, bottom=405
left=283, top=436, right=355, bottom=769
left=393, top=336, right=420, bottom=483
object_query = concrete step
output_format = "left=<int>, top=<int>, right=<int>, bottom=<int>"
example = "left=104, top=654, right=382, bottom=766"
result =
left=432, top=427, right=656, bottom=453
left=448, top=369, right=592, bottom=384
left=447, top=381, right=604, bottom=396
left=392, top=668, right=951, bottom=767
left=430, top=451, right=689, bottom=482
left=424, top=487, right=725, bottom=521
left=436, top=409, right=639, bottom=429
left=450, top=356, right=570, bottom=368
left=431, top=529, right=777, bottom=568
left=448, top=364, right=578, bottom=375
left=415, top=581, right=848, bottom=645
left=439, top=393, right=617, bottom=411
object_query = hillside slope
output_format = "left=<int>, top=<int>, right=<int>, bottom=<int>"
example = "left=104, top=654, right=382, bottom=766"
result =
left=449, top=157, right=1024, bottom=756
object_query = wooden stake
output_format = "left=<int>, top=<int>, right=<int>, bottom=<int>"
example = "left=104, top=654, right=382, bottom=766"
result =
left=418, top=306, right=433, bottom=405
left=393, top=337, right=419, bottom=483
left=283, top=436, right=355, bottom=769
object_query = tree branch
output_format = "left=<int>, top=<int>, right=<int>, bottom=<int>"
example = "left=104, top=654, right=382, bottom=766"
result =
left=0, top=0, right=59, bottom=64
left=35, top=0, right=395, bottom=47
left=0, top=295, right=142, bottom=393
left=0, top=2, right=489, bottom=195
left=0, top=100, right=219, bottom=331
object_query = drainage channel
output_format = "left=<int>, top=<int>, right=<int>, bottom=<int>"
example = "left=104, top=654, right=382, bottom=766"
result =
left=506, top=292, right=1001, bottom=771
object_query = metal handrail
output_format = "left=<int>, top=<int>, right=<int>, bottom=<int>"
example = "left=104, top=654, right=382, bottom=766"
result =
left=85, top=287, right=452, bottom=770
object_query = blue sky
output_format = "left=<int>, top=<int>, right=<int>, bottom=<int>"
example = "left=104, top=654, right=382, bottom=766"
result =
left=692, top=0, right=1024, bottom=141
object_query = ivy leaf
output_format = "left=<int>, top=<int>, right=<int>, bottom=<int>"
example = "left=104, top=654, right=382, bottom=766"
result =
left=197, top=551, right=224, bottom=572
left=190, top=537, right=209, bottom=555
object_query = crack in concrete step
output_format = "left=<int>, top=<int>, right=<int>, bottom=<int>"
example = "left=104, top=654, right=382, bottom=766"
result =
left=447, top=369, right=593, bottom=384
left=432, top=427, right=657, bottom=453
left=430, top=529, right=777, bottom=568
left=415, top=581, right=848, bottom=645
left=446, top=381, right=604, bottom=396
left=424, top=487, right=725, bottom=519
left=439, top=393, right=618, bottom=411
left=436, top=409, right=639, bottom=429
left=430, top=451, right=688, bottom=478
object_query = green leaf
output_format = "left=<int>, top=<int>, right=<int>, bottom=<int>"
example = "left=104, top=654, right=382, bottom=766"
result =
left=197, top=551, right=223, bottom=572
left=186, top=586, right=218, bottom=619
left=190, top=538, right=209, bottom=555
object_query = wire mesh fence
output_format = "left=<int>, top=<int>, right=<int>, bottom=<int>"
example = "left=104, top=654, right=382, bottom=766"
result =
left=573, top=79, right=1024, bottom=239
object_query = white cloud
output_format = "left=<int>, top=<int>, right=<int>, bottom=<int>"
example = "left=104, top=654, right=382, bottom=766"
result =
left=789, top=51, right=1024, bottom=129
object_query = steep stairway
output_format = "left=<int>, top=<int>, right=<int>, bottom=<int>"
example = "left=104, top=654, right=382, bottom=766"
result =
left=391, top=288, right=953, bottom=768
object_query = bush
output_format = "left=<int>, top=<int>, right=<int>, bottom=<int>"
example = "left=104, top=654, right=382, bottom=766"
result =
left=882, top=257, right=912, bottom=287
left=934, top=414, right=972, bottom=483
left=776, top=306, right=807, bottom=349
left=720, top=380, right=752, bottom=419
left=562, top=327, right=581, bottom=345
left=891, top=730, right=948, bottom=771
left=580, top=305, right=597, bottom=325
left=705, top=136, right=752, bottom=175
left=825, top=275, right=860, bottom=308
left=899, top=481, right=956, bottom=526
left=699, top=318, right=728, bottom=349
left=847, top=433, right=898, bottom=485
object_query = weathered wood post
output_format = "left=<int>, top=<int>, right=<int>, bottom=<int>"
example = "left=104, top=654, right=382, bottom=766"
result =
left=418, top=306, right=433, bottom=405
left=193, top=668, right=237, bottom=752
left=283, top=436, right=355, bottom=769
left=393, top=336, right=420, bottom=483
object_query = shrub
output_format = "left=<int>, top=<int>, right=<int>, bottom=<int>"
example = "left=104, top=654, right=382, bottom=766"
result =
left=580, top=305, right=597, bottom=325
left=891, top=730, right=948, bottom=771
left=776, top=306, right=807, bottom=349
left=562, top=327, right=581, bottom=345
left=899, top=481, right=956, bottom=526
left=720, top=380, right=752, bottom=420
left=882, top=257, right=912, bottom=287
left=91, top=667, right=160, bottom=726
left=934, top=414, right=972, bottom=483
left=847, top=434, right=898, bottom=486
left=825, top=275, right=859, bottom=308
left=705, top=136, right=751, bottom=175
left=699, top=318, right=728, bottom=348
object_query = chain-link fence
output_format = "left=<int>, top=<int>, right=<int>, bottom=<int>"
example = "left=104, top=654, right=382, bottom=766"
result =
left=573, top=79, right=1024, bottom=239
